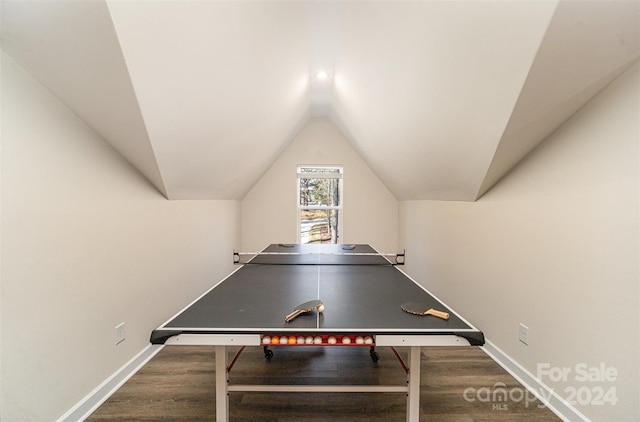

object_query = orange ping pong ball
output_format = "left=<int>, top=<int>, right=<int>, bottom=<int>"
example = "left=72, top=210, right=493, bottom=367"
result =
left=288, top=336, right=296, bottom=344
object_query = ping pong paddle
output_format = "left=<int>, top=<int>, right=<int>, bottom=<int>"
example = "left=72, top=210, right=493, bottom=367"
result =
left=285, top=300, right=323, bottom=322
left=401, top=302, right=450, bottom=320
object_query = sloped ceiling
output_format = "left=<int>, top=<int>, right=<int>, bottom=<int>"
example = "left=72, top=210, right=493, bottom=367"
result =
left=2, top=0, right=638, bottom=201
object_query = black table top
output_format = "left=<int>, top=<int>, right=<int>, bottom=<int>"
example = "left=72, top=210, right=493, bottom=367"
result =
left=151, top=244, right=484, bottom=345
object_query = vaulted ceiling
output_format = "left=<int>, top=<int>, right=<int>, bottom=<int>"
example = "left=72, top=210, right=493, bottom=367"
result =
left=2, top=1, right=638, bottom=201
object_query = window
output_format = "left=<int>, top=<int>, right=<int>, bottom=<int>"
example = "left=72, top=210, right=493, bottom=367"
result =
left=297, top=166, right=343, bottom=244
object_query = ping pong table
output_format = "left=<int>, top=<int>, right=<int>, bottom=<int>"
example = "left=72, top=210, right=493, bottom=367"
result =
left=151, top=244, right=484, bottom=421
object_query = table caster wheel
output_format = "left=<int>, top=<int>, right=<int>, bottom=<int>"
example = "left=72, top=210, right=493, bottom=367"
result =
left=370, top=347, right=379, bottom=362
left=264, top=347, right=274, bottom=360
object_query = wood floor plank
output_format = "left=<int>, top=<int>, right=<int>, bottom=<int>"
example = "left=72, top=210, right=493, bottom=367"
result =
left=87, top=345, right=560, bottom=421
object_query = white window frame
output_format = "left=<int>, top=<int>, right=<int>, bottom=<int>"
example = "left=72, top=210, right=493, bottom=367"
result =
left=297, top=165, right=343, bottom=244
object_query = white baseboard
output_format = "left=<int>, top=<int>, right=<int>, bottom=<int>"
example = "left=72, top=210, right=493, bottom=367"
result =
left=481, top=340, right=590, bottom=422
left=56, top=344, right=164, bottom=422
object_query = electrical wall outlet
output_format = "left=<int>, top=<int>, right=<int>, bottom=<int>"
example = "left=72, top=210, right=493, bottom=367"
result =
left=519, top=323, right=529, bottom=345
left=115, top=322, right=126, bottom=345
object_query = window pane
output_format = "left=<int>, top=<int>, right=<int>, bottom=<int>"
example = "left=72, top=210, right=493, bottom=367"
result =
left=299, top=167, right=342, bottom=176
left=300, top=209, right=339, bottom=244
left=299, top=178, right=340, bottom=207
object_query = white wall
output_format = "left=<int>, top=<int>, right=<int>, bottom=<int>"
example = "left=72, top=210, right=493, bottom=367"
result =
left=241, top=118, right=398, bottom=253
left=399, top=63, right=639, bottom=421
left=0, top=53, right=240, bottom=421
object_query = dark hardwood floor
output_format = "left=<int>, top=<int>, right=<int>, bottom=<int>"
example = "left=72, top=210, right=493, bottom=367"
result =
left=87, top=345, right=560, bottom=421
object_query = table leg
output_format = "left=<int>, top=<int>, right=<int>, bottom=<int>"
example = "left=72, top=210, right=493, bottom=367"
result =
left=406, top=346, right=421, bottom=422
left=215, top=345, right=229, bottom=421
